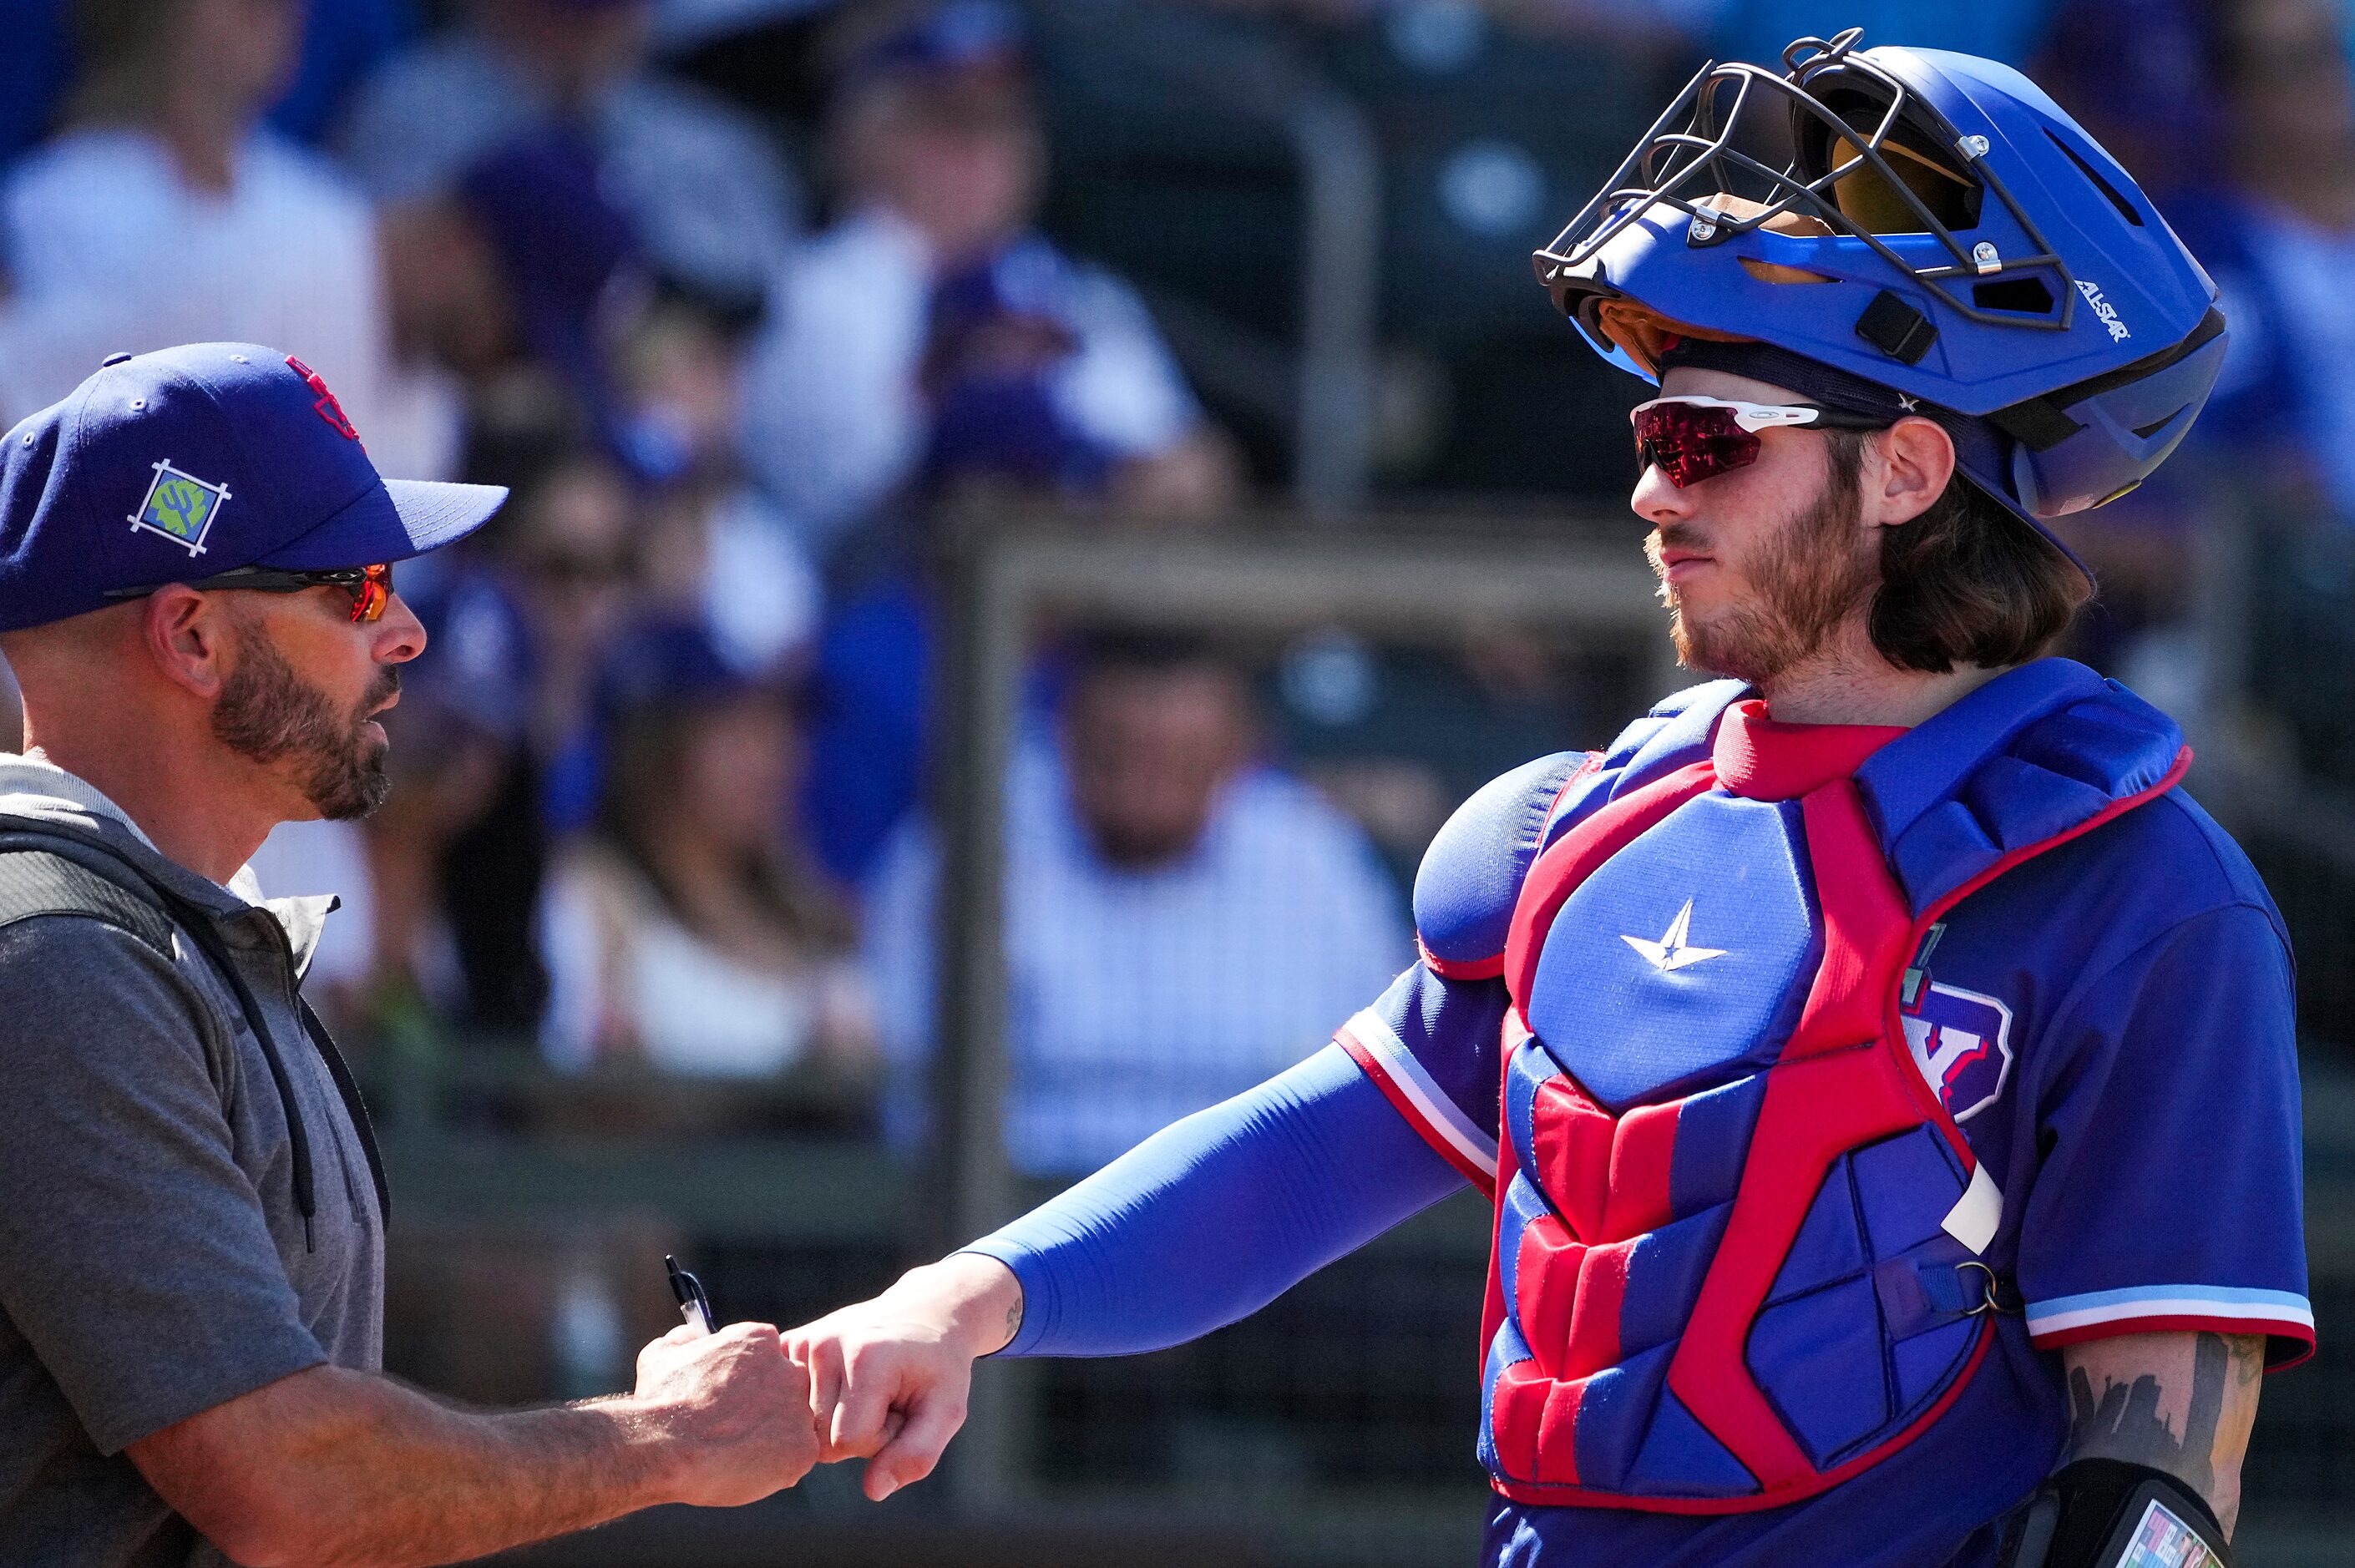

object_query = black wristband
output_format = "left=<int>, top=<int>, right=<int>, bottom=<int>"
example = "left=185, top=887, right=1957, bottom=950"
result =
left=1997, top=1459, right=2231, bottom=1568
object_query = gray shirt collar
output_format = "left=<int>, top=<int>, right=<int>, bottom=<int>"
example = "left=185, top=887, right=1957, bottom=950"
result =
left=0, top=751, right=334, bottom=976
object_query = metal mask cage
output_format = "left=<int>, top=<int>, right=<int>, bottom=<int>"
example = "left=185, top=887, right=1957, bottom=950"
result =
left=1534, top=29, right=2079, bottom=336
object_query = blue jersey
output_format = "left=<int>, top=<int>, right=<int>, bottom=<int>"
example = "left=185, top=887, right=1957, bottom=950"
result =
left=1338, top=664, right=2311, bottom=1565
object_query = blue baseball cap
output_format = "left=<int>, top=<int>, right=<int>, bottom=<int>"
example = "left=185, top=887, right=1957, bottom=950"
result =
left=0, top=342, right=509, bottom=633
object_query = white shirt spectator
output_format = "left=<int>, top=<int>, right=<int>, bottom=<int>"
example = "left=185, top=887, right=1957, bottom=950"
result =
left=865, top=736, right=1413, bottom=1176
left=738, top=210, right=1203, bottom=557
left=336, top=31, right=798, bottom=314
left=0, top=128, right=459, bottom=482
left=538, top=842, right=870, bottom=1077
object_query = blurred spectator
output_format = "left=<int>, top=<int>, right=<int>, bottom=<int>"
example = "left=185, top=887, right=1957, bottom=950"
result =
left=864, top=633, right=1410, bottom=1176
left=0, top=0, right=418, bottom=164
left=741, top=0, right=1234, bottom=559
left=337, top=0, right=799, bottom=317
left=539, top=622, right=874, bottom=1076
left=2195, top=0, right=2355, bottom=522
left=0, top=0, right=461, bottom=479
left=621, top=299, right=823, bottom=674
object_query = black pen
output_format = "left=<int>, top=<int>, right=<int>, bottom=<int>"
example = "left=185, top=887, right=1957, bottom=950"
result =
left=665, top=1254, right=717, bottom=1336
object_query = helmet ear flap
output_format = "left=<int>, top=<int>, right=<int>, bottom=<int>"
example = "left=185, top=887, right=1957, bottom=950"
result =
left=2007, top=328, right=2230, bottom=516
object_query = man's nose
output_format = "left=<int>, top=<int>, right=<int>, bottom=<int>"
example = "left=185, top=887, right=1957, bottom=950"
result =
left=373, top=593, right=428, bottom=664
left=1631, top=461, right=1695, bottom=528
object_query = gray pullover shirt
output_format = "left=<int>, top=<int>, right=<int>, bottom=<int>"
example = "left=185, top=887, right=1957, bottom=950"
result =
left=0, top=754, right=384, bottom=1567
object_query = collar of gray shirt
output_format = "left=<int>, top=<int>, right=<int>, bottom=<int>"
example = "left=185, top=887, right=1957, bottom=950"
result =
left=0, top=750, right=337, bottom=979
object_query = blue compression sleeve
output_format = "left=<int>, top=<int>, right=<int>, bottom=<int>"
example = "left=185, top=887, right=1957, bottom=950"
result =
left=963, top=1042, right=1469, bottom=1358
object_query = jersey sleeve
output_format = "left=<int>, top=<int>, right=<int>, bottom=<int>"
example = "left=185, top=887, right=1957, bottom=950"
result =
left=2013, top=902, right=2314, bottom=1368
left=1335, top=963, right=1510, bottom=1193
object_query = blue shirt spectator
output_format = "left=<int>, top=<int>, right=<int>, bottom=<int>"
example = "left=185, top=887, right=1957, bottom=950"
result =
left=864, top=635, right=1412, bottom=1176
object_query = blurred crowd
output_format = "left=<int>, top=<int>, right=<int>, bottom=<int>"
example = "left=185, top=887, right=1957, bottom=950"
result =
left=3, top=0, right=2352, bottom=1165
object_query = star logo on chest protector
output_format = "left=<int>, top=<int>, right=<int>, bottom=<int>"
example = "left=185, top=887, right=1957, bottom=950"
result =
left=1621, top=899, right=1727, bottom=973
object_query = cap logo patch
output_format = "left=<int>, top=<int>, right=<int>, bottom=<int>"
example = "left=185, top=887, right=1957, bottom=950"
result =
left=129, top=461, right=231, bottom=556
left=286, top=356, right=359, bottom=442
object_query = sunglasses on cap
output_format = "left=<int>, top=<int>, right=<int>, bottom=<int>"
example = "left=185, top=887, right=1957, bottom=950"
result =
left=105, top=562, right=395, bottom=624
left=1631, top=395, right=1892, bottom=488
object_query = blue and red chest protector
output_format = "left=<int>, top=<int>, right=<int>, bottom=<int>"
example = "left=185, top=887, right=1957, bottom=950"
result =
left=1421, top=660, right=2190, bottom=1512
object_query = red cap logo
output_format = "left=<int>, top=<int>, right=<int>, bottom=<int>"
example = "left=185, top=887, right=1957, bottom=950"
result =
left=286, top=356, right=360, bottom=444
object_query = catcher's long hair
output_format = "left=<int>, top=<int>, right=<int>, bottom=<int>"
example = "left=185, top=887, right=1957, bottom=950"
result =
left=1823, top=429, right=2093, bottom=674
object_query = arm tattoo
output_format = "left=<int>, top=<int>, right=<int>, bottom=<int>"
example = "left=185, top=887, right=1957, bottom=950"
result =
left=2066, top=1332, right=2229, bottom=1497
left=1005, top=1302, right=1021, bottom=1340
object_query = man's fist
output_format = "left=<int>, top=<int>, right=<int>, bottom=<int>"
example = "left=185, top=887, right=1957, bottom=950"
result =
left=635, top=1321, right=820, bottom=1507
left=785, top=1254, right=1025, bottom=1500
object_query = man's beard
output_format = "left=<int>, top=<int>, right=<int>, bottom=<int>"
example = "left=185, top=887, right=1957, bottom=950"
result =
left=211, top=620, right=398, bottom=821
left=1648, top=466, right=1879, bottom=687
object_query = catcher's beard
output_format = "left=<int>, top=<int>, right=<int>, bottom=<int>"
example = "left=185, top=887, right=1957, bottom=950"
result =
left=1647, top=462, right=1880, bottom=687
left=211, top=614, right=398, bottom=822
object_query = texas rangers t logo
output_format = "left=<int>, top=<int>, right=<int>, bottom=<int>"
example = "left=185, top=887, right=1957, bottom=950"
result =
left=1902, top=981, right=2015, bottom=1122
left=128, top=461, right=231, bottom=556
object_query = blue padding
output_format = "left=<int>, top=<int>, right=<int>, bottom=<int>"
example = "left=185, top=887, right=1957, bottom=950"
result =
left=1748, top=1274, right=1893, bottom=1469
left=1503, top=1037, right=1555, bottom=1181
left=1852, top=1127, right=1968, bottom=1262
left=1620, top=1206, right=1730, bottom=1361
left=1767, top=1156, right=1868, bottom=1308
left=2015, top=695, right=2179, bottom=796
left=1574, top=1339, right=1679, bottom=1492
left=1887, top=801, right=2003, bottom=915
left=1478, top=1313, right=1537, bottom=1477
left=1412, top=751, right=1593, bottom=967
left=1892, top=1318, right=1978, bottom=1416
left=1855, top=659, right=2108, bottom=844
left=1668, top=1070, right=1767, bottom=1218
left=1860, top=660, right=2185, bottom=915
left=1608, top=680, right=1747, bottom=798
left=1623, top=1385, right=1760, bottom=1499
left=1529, top=794, right=1820, bottom=1112
left=1961, top=755, right=2114, bottom=855
left=1497, top=1171, right=1554, bottom=1328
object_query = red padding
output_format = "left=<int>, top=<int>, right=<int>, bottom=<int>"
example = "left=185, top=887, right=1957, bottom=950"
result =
left=1491, top=1358, right=1552, bottom=1480
left=1562, top=1239, right=1634, bottom=1381
left=1418, top=936, right=1507, bottom=982
left=1531, top=1075, right=1613, bottom=1244
left=1605, top=1100, right=1680, bottom=1241
left=1711, top=701, right=1905, bottom=802
left=1514, top=1215, right=1584, bottom=1374
left=1534, top=1375, right=1588, bottom=1485
left=1785, top=780, right=1915, bottom=1060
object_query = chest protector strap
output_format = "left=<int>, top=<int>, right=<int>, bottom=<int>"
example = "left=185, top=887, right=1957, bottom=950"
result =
left=1476, top=668, right=2189, bottom=1512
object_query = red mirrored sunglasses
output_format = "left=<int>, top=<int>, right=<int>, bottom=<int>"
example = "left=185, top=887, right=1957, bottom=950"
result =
left=1630, top=395, right=1891, bottom=488
left=108, top=562, right=395, bottom=623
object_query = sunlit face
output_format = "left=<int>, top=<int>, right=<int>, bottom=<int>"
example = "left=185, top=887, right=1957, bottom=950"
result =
left=210, top=584, right=425, bottom=821
left=1631, top=368, right=1883, bottom=685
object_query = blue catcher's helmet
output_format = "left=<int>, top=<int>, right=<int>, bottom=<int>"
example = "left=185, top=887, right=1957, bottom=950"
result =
left=1533, top=28, right=2226, bottom=545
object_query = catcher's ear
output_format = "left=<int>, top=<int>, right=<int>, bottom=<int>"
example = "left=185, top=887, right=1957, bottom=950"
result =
left=1865, top=415, right=1957, bottom=531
